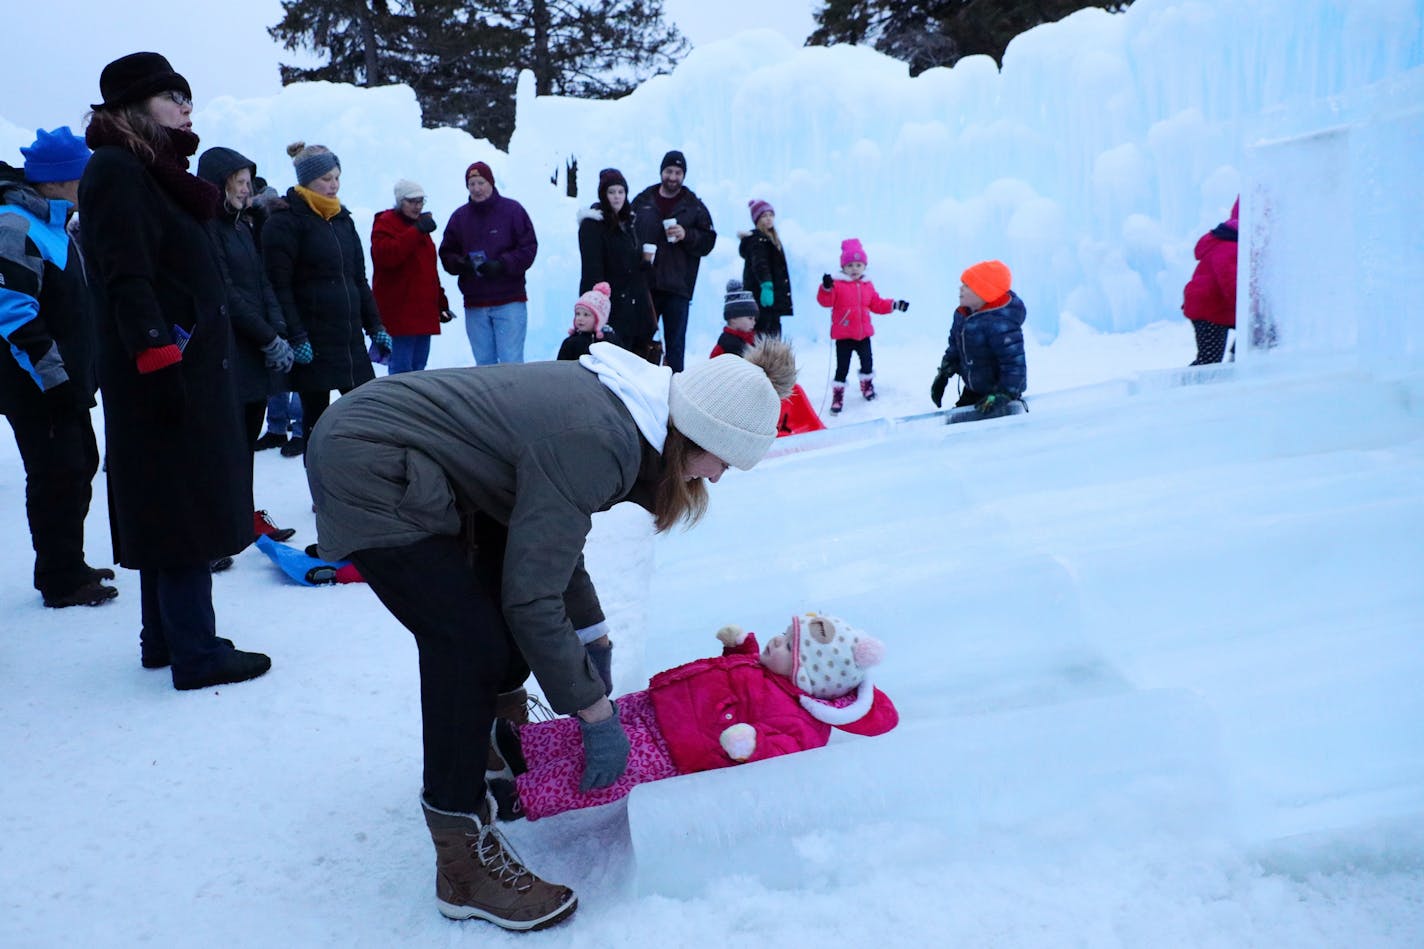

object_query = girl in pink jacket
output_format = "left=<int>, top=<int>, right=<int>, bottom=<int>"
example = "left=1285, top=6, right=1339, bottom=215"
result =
left=816, top=238, right=908, bottom=414
left=495, top=612, right=899, bottom=821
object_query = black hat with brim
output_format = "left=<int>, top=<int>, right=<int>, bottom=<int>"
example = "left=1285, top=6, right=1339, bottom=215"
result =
left=92, top=52, right=191, bottom=111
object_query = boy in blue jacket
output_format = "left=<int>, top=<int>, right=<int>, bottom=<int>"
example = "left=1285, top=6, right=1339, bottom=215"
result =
left=929, top=260, right=1027, bottom=421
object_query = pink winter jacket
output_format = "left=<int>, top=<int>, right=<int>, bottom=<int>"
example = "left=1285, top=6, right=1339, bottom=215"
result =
left=647, top=633, right=899, bottom=775
left=1182, top=201, right=1239, bottom=328
left=816, top=276, right=895, bottom=340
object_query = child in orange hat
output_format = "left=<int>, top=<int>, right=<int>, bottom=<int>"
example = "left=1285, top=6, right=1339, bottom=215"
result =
left=929, top=260, right=1028, bottom=421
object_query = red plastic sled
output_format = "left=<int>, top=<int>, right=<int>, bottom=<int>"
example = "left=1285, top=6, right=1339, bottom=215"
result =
left=776, top=384, right=825, bottom=437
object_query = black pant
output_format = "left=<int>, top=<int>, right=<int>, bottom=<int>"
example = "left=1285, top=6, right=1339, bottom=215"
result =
left=833, top=338, right=874, bottom=383
left=5, top=406, right=100, bottom=597
left=755, top=311, right=782, bottom=338
left=652, top=291, right=690, bottom=372
left=298, top=390, right=342, bottom=442
left=1190, top=321, right=1231, bottom=365
left=243, top=401, right=267, bottom=450
left=140, top=563, right=225, bottom=675
left=352, top=533, right=530, bottom=813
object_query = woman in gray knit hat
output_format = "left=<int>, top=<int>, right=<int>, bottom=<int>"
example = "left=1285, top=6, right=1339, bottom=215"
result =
left=305, top=338, right=796, bottom=931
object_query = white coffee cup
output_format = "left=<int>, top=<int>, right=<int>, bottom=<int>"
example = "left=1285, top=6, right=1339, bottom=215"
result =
left=642, top=242, right=657, bottom=262
left=663, top=218, right=678, bottom=242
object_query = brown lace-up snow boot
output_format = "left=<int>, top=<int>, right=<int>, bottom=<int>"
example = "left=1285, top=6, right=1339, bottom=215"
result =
left=486, top=687, right=553, bottom=775
left=421, top=793, right=577, bottom=930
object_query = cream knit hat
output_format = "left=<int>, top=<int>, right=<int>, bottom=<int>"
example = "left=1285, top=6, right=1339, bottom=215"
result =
left=668, top=354, right=781, bottom=470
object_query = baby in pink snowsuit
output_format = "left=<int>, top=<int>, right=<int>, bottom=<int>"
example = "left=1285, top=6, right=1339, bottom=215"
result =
left=503, top=612, right=899, bottom=820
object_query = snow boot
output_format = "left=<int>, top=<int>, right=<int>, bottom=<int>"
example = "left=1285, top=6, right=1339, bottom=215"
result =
left=829, top=383, right=845, bottom=415
left=253, top=430, right=287, bottom=451
left=209, top=556, right=233, bottom=573
left=279, top=436, right=306, bottom=458
left=86, top=564, right=117, bottom=582
left=43, top=580, right=118, bottom=608
left=142, top=636, right=234, bottom=670
left=421, top=792, right=576, bottom=930
left=486, top=687, right=552, bottom=777
left=859, top=372, right=876, bottom=401
left=254, top=510, right=296, bottom=542
left=171, top=645, right=271, bottom=691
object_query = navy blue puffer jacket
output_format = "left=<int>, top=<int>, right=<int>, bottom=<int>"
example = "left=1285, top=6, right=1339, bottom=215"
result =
left=937, top=291, right=1027, bottom=399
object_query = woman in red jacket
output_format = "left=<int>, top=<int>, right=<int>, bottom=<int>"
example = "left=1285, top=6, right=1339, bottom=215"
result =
left=497, top=612, right=898, bottom=821
left=1182, top=197, right=1239, bottom=365
left=371, top=178, right=453, bottom=374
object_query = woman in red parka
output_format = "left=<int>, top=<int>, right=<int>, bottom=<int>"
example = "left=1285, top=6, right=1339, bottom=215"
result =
left=1182, top=197, right=1239, bottom=365
left=498, top=612, right=899, bottom=821
left=371, top=178, right=453, bottom=374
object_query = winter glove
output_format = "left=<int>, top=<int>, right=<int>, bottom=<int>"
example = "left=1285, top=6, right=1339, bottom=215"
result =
left=143, top=363, right=186, bottom=427
left=719, top=723, right=757, bottom=763
left=715, top=624, right=746, bottom=648
left=260, top=335, right=295, bottom=373
left=976, top=393, right=1007, bottom=414
left=821, top=273, right=834, bottom=291
left=930, top=368, right=950, bottom=408
left=290, top=336, right=314, bottom=365
left=414, top=211, right=436, bottom=234
left=578, top=702, right=630, bottom=792
left=370, top=329, right=394, bottom=357
left=895, top=300, right=910, bottom=312
left=759, top=281, right=774, bottom=308
left=439, top=309, right=456, bottom=323
left=475, top=258, right=506, bottom=279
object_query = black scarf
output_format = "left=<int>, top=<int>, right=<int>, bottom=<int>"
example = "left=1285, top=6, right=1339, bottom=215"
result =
left=87, top=122, right=220, bottom=221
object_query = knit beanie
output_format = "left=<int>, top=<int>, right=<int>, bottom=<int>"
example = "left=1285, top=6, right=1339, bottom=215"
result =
left=748, top=199, right=774, bottom=226
left=668, top=354, right=782, bottom=471
left=660, top=150, right=687, bottom=173
left=92, top=52, right=190, bottom=111
left=573, top=282, right=612, bottom=336
left=722, top=278, right=759, bottom=322
left=960, top=260, right=1012, bottom=303
left=840, top=238, right=867, bottom=268
left=288, top=142, right=340, bottom=187
left=466, top=161, right=495, bottom=186
left=21, top=127, right=91, bottom=183
left=393, top=178, right=425, bottom=203
left=787, top=613, right=885, bottom=700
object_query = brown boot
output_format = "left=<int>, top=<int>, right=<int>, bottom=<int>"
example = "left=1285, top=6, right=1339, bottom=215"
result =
left=421, top=793, right=577, bottom=930
left=486, top=688, right=554, bottom=774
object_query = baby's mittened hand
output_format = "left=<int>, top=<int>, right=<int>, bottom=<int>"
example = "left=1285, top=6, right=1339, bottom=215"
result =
left=895, top=299, right=910, bottom=312
left=821, top=273, right=834, bottom=290
left=720, top=723, right=757, bottom=762
left=715, top=624, right=746, bottom=648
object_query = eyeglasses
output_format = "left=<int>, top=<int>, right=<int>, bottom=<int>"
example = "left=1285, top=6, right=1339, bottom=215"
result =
left=162, top=90, right=193, bottom=108
left=401, top=196, right=426, bottom=205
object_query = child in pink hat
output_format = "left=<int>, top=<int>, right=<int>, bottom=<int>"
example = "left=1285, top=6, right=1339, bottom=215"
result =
left=490, top=612, right=899, bottom=821
left=556, top=281, right=620, bottom=360
left=816, top=238, right=909, bottom=415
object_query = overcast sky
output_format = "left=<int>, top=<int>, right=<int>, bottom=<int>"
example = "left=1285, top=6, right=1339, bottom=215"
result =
left=2, top=0, right=817, bottom=132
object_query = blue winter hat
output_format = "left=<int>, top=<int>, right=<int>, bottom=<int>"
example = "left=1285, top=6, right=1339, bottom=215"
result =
left=21, top=127, right=91, bottom=183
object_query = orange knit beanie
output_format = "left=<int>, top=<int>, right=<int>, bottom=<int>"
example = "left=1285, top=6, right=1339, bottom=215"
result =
left=961, top=260, right=1012, bottom=303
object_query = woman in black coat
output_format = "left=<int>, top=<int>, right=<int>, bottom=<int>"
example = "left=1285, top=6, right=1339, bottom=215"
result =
left=79, top=52, right=270, bottom=689
left=739, top=199, right=793, bottom=337
left=261, top=141, right=389, bottom=453
left=576, top=168, right=657, bottom=361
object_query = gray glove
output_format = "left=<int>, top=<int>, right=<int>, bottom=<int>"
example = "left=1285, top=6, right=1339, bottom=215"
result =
left=578, top=703, right=630, bottom=792
left=261, top=335, right=295, bottom=373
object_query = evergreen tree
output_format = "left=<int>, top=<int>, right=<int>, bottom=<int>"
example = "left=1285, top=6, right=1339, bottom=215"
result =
left=270, top=0, right=686, bottom=149
left=807, top=0, right=1134, bottom=75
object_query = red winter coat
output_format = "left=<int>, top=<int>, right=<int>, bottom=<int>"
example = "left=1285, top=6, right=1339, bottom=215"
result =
left=1182, top=205, right=1239, bottom=328
left=816, top=275, right=895, bottom=340
left=371, top=209, right=450, bottom=336
left=648, top=633, right=899, bottom=775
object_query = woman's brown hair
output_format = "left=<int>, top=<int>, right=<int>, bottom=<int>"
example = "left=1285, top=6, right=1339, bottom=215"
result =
left=652, top=426, right=709, bottom=533
left=84, top=104, right=166, bottom=163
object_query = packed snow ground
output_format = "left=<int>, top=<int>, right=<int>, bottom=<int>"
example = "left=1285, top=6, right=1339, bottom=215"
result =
left=2, top=325, right=1423, bottom=946
left=3, top=0, right=1423, bottom=942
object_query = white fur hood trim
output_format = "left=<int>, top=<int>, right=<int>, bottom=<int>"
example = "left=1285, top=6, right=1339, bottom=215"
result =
left=576, top=205, right=604, bottom=225
left=579, top=342, right=672, bottom=453
left=799, top=674, right=875, bottom=725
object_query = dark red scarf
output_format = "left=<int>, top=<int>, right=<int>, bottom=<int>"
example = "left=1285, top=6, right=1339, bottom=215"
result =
left=86, top=122, right=220, bottom=221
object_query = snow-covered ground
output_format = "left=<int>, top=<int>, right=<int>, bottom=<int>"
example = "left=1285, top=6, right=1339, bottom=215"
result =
left=3, top=0, right=1423, bottom=942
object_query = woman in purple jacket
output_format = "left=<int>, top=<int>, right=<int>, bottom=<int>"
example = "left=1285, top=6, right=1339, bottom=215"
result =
left=438, top=161, right=537, bottom=366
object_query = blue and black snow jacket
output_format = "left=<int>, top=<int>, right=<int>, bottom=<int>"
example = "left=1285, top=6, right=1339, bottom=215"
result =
left=0, top=163, right=97, bottom=414
left=936, top=291, right=1028, bottom=399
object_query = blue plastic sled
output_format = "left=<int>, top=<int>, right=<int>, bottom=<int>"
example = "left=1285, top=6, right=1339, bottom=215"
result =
left=255, top=535, right=356, bottom=586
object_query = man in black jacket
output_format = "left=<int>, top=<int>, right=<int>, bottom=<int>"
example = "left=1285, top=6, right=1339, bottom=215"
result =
left=631, top=150, right=716, bottom=372
left=0, top=127, right=116, bottom=607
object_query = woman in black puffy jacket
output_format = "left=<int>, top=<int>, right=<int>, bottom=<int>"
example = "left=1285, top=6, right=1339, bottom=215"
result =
left=738, top=198, right=793, bottom=337
left=576, top=167, right=657, bottom=361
